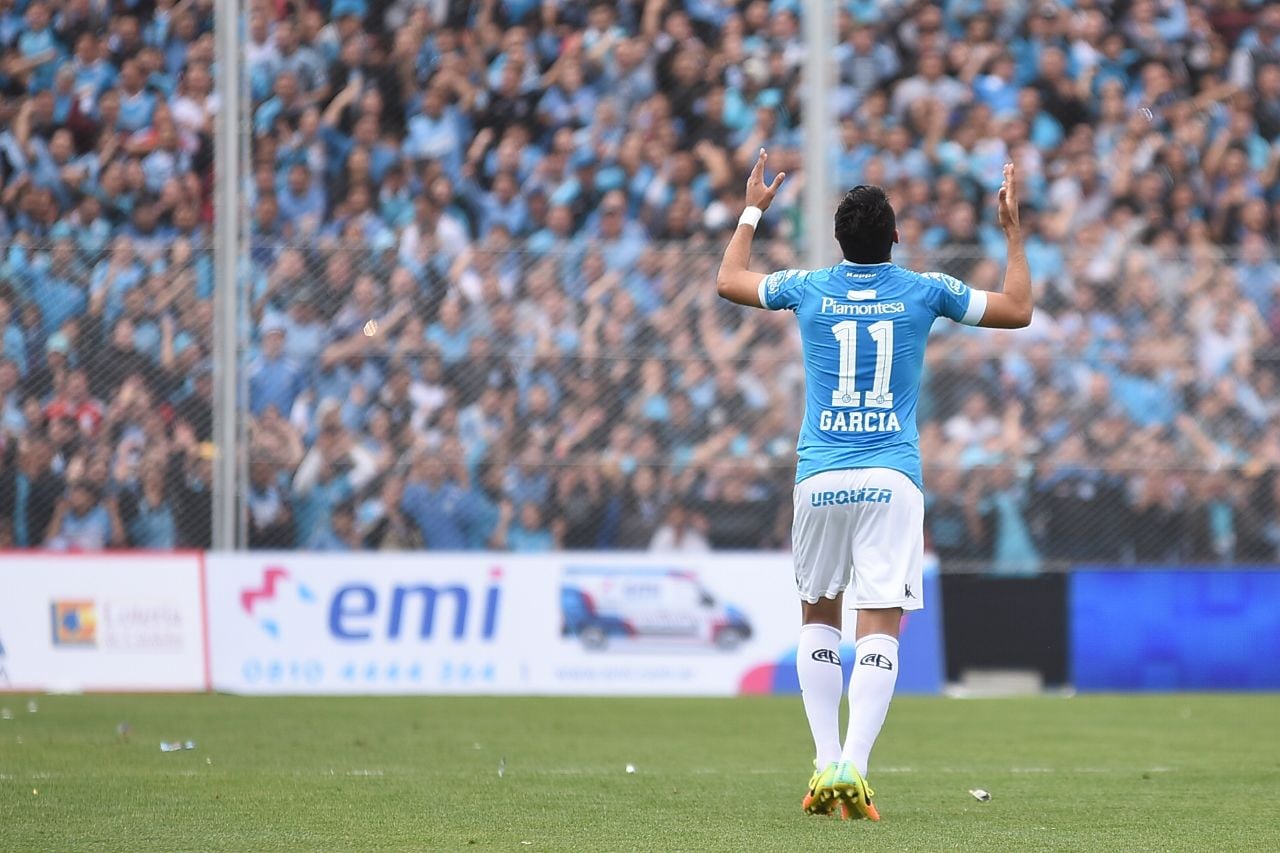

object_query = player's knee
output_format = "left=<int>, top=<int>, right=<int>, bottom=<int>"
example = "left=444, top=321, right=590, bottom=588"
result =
left=855, top=607, right=903, bottom=640
left=801, top=595, right=843, bottom=628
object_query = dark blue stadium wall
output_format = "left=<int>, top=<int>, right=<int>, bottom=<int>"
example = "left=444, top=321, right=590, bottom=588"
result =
left=1070, top=568, right=1280, bottom=691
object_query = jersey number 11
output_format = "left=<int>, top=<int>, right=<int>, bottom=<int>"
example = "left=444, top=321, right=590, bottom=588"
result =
left=831, top=320, right=895, bottom=409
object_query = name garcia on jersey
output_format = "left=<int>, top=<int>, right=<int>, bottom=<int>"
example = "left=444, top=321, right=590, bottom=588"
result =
left=818, top=409, right=903, bottom=433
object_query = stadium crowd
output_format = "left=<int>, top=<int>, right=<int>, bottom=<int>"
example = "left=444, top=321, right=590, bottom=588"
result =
left=1, top=0, right=1280, bottom=568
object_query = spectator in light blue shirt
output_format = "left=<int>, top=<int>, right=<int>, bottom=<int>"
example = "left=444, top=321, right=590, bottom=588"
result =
left=46, top=481, right=114, bottom=550
left=270, top=18, right=328, bottom=95
left=470, top=171, right=528, bottom=237
left=1235, top=234, right=1280, bottom=316
left=278, top=163, right=327, bottom=232
left=294, top=470, right=353, bottom=548
left=537, top=61, right=597, bottom=130
left=248, top=319, right=304, bottom=417
left=505, top=502, right=555, bottom=551
left=91, top=237, right=146, bottom=326
left=70, top=33, right=117, bottom=102
left=18, top=2, right=62, bottom=92
left=309, top=501, right=361, bottom=551
left=0, top=358, right=23, bottom=434
left=0, top=297, right=27, bottom=376
left=140, top=127, right=190, bottom=193
left=974, top=54, right=1021, bottom=117
left=254, top=70, right=303, bottom=138
left=404, top=86, right=465, bottom=165
left=0, top=0, right=25, bottom=46
left=591, top=191, right=648, bottom=272
left=980, top=465, right=1042, bottom=576
left=504, top=444, right=553, bottom=508
left=834, top=117, right=875, bottom=189
left=400, top=454, right=496, bottom=550
left=880, top=125, right=932, bottom=184
left=115, top=59, right=158, bottom=132
left=274, top=298, right=329, bottom=366
left=425, top=298, right=472, bottom=365
left=123, top=465, right=177, bottom=548
left=834, top=24, right=901, bottom=98
left=1017, top=87, right=1064, bottom=152
left=33, top=270, right=86, bottom=338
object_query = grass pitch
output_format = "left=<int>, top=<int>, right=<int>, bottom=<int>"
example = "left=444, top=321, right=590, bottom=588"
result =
left=2, top=694, right=1278, bottom=852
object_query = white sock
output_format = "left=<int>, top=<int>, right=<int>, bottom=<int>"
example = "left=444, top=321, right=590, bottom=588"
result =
left=796, top=623, right=844, bottom=769
left=841, top=633, right=899, bottom=777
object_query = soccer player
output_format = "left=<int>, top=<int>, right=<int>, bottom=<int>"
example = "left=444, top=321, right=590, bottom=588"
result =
left=716, top=151, right=1031, bottom=820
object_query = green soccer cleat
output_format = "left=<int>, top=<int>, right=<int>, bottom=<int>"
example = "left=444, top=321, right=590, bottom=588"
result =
left=830, top=761, right=881, bottom=821
left=801, top=761, right=838, bottom=815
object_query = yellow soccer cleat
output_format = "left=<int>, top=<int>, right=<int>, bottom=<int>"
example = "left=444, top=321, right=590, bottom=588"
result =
left=830, top=761, right=881, bottom=821
left=801, top=761, right=839, bottom=815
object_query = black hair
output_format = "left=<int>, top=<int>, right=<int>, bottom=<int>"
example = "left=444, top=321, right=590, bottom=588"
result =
left=834, top=185, right=896, bottom=264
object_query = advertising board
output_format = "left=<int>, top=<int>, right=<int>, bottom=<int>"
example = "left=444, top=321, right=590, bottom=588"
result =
left=0, top=553, right=208, bottom=692
left=206, top=553, right=945, bottom=696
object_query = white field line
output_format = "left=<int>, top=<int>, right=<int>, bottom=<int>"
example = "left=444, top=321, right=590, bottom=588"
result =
left=4, top=765, right=1176, bottom=782
left=506, top=765, right=1174, bottom=777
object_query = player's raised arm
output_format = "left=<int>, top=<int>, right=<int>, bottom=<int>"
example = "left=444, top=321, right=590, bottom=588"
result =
left=974, top=163, right=1034, bottom=329
left=716, top=148, right=786, bottom=308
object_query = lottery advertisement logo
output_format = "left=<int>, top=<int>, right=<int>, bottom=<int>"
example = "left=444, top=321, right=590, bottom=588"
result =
left=51, top=600, right=98, bottom=647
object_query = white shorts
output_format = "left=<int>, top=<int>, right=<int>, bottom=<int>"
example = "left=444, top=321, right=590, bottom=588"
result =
left=791, top=468, right=924, bottom=610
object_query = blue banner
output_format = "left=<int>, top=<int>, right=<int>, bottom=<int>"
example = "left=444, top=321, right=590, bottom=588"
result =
left=1070, top=569, right=1280, bottom=691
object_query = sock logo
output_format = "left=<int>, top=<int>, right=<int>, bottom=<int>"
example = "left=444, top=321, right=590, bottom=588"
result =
left=811, top=648, right=841, bottom=666
left=859, top=652, right=894, bottom=671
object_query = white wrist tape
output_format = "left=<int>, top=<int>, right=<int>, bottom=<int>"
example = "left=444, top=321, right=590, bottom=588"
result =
left=738, top=206, right=763, bottom=229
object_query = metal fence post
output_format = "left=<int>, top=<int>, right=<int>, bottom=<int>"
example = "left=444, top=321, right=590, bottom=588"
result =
left=212, top=0, right=241, bottom=550
left=802, top=0, right=835, bottom=270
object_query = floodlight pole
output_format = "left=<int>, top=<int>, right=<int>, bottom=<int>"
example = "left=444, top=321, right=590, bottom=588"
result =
left=213, top=0, right=241, bottom=550
left=802, top=0, right=835, bottom=269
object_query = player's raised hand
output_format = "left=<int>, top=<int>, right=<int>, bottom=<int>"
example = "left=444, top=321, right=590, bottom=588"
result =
left=745, top=148, right=786, bottom=211
left=997, top=162, right=1020, bottom=235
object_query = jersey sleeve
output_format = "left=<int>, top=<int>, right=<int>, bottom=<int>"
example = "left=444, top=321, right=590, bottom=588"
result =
left=757, top=268, right=809, bottom=311
left=921, top=272, right=987, bottom=326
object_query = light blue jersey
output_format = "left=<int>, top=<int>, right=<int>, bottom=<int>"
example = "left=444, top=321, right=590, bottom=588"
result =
left=759, top=261, right=987, bottom=489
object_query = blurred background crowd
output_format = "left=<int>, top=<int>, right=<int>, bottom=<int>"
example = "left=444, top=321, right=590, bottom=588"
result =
left=1, top=0, right=1279, bottom=568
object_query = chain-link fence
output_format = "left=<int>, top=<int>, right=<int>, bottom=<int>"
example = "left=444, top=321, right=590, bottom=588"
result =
left=239, top=239, right=1280, bottom=565
left=0, top=235, right=216, bottom=551
left=6, top=231, right=1280, bottom=566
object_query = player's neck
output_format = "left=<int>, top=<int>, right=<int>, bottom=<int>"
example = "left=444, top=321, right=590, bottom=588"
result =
left=840, top=258, right=893, bottom=266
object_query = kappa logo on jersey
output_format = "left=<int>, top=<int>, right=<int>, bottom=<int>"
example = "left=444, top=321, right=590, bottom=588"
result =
left=860, top=652, right=894, bottom=670
left=812, top=648, right=841, bottom=666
